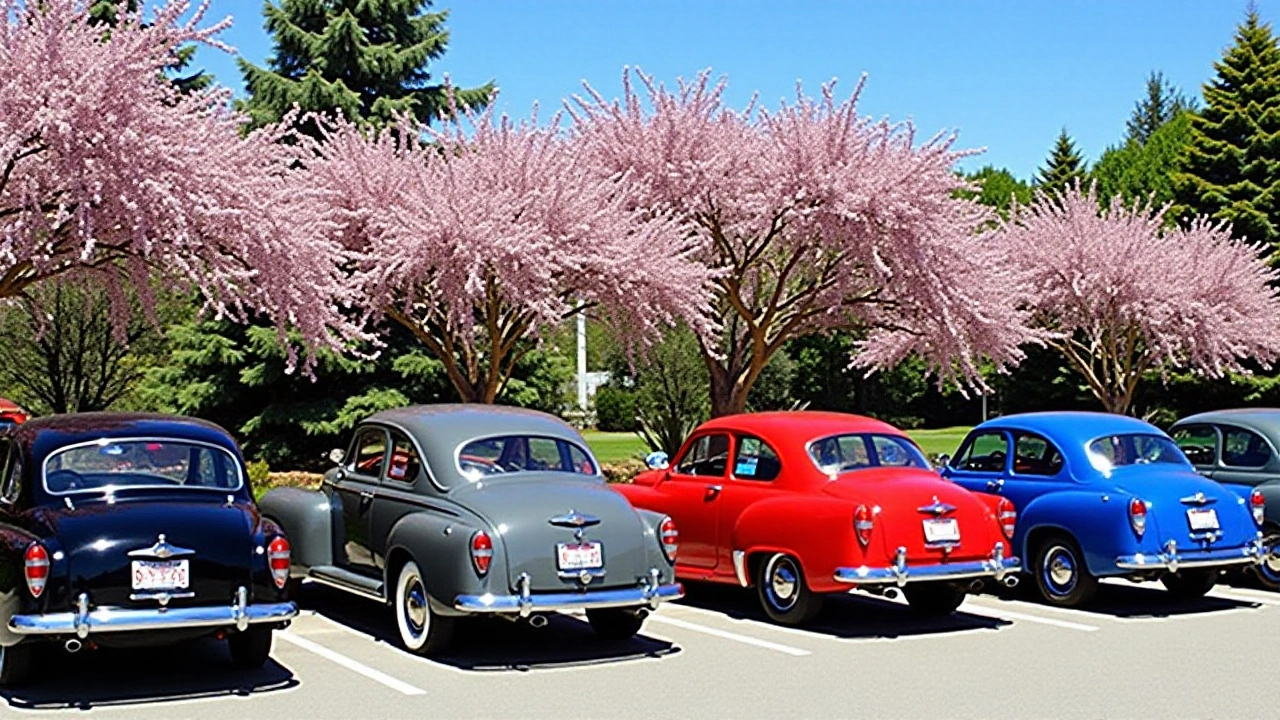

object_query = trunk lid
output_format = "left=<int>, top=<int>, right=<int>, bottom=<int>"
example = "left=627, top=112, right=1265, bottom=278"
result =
left=450, top=475, right=652, bottom=592
left=1110, top=467, right=1258, bottom=547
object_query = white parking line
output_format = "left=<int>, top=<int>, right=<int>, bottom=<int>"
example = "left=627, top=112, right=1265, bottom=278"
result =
left=277, top=630, right=428, bottom=696
left=1209, top=590, right=1280, bottom=606
left=960, top=604, right=1100, bottom=632
left=646, top=615, right=811, bottom=656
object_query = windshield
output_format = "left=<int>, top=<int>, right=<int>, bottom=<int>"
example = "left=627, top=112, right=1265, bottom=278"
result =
left=807, top=433, right=930, bottom=476
left=457, top=435, right=599, bottom=481
left=1086, top=433, right=1191, bottom=472
left=44, top=439, right=243, bottom=495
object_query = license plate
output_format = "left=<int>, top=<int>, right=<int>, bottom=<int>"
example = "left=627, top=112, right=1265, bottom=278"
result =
left=556, top=542, right=603, bottom=571
left=131, top=560, right=190, bottom=591
left=1187, top=508, right=1220, bottom=531
left=923, top=518, right=961, bottom=543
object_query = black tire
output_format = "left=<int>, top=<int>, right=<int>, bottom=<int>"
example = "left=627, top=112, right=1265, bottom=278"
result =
left=228, top=627, right=273, bottom=670
left=1033, top=534, right=1098, bottom=607
left=756, top=553, right=823, bottom=626
left=1161, top=569, right=1218, bottom=599
left=586, top=607, right=646, bottom=640
left=0, top=642, right=32, bottom=687
left=394, top=560, right=455, bottom=656
left=1254, top=525, right=1280, bottom=591
left=903, top=583, right=967, bottom=616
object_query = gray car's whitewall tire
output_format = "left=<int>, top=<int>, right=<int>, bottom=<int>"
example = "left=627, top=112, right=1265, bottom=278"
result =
left=395, top=560, right=455, bottom=656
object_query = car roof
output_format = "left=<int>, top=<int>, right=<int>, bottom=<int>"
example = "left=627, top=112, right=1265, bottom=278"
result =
left=698, top=411, right=907, bottom=443
left=1174, top=408, right=1280, bottom=436
left=976, top=411, right=1161, bottom=447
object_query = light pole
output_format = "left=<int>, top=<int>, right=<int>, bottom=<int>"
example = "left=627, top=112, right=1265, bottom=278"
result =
left=576, top=307, right=587, bottom=411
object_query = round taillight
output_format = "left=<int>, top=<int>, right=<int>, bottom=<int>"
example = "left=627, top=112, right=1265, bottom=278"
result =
left=854, top=505, right=874, bottom=547
left=659, top=516, right=678, bottom=562
left=997, top=497, right=1017, bottom=540
left=1250, top=490, right=1266, bottom=526
left=267, top=536, right=291, bottom=590
left=471, top=531, right=493, bottom=576
left=1129, top=497, right=1147, bottom=537
left=24, top=543, right=49, bottom=599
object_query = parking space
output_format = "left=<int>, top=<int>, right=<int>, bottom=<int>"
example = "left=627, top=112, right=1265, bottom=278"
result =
left=3, top=577, right=1278, bottom=718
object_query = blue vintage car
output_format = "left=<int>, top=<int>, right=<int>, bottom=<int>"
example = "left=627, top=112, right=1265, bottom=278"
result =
left=941, top=412, right=1265, bottom=606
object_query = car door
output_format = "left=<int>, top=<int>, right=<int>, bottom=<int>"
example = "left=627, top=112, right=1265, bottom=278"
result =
left=332, top=425, right=387, bottom=578
left=999, top=431, right=1071, bottom=513
left=663, top=432, right=733, bottom=570
left=714, top=434, right=783, bottom=572
left=1170, top=424, right=1220, bottom=478
left=943, top=429, right=1011, bottom=496
left=371, top=429, right=428, bottom=572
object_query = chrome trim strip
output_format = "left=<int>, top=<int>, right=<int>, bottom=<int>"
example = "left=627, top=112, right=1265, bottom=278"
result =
left=128, top=534, right=196, bottom=559
left=1115, top=539, right=1263, bottom=571
left=1180, top=492, right=1216, bottom=505
left=833, top=542, right=1020, bottom=586
left=455, top=579, right=684, bottom=614
left=307, top=571, right=385, bottom=601
left=917, top=497, right=956, bottom=515
left=129, top=590, right=196, bottom=603
left=732, top=550, right=749, bottom=587
left=548, top=511, right=601, bottom=528
left=10, top=597, right=296, bottom=637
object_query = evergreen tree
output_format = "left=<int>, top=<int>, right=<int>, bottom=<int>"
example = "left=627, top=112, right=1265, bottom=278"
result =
left=960, top=165, right=1033, bottom=218
left=1036, top=130, right=1087, bottom=198
left=1174, top=8, right=1280, bottom=250
left=1093, top=111, right=1193, bottom=210
left=240, top=0, right=493, bottom=130
left=1125, top=71, right=1195, bottom=145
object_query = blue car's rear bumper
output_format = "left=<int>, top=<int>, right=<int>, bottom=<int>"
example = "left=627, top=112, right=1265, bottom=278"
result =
left=1115, top=538, right=1263, bottom=572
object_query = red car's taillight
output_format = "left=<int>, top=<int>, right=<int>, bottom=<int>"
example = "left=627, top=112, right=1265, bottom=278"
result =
left=854, top=505, right=874, bottom=547
left=267, top=536, right=291, bottom=590
left=659, top=516, right=678, bottom=562
left=997, top=497, right=1016, bottom=540
left=1129, top=497, right=1147, bottom=537
left=1250, top=490, right=1266, bottom=526
left=24, top=543, right=49, bottom=599
left=471, top=531, right=493, bottom=576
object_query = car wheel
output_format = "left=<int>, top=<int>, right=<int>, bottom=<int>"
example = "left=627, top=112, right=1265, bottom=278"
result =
left=228, top=626, right=273, bottom=670
left=586, top=607, right=645, bottom=640
left=1161, top=569, right=1218, bottom=599
left=1254, top=525, right=1280, bottom=591
left=395, top=560, right=455, bottom=656
left=1033, top=535, right=1097, bottom=607
left=902, top=583, right=966, bottom=616
left=756, top=553, right=823, bottom=625
left=0, top=642, right=32, bottom=687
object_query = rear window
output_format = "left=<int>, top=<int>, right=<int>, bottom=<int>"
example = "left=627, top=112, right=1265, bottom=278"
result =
left=458, top=435, right=598, bottom=481
left=1086, top=434, right=1190, bottom=472
left=808, top=433, right=929, bottom=476
left=44, top=439, right=242, bottom=495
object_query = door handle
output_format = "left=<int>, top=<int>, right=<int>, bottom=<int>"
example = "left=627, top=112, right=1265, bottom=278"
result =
left=705, top=484, right=722, bottom=500
left=986, top=478, right=1005, bottom=492
left=358, top=490, right=375, bottom=507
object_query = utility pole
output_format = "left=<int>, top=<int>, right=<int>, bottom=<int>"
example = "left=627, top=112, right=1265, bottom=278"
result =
left=576, top=307, right=587, bottom=410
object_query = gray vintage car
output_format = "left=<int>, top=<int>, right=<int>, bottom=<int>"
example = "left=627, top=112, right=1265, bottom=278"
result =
left=259, top=405, right=682, bottom=654
left=1170, top=408, right=1280, bottom=589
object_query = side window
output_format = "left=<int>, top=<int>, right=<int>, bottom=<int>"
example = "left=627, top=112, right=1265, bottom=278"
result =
left=384, top=432, right=422, bottom=483
left=347, top=428, right=388, bottom=478
left=955, top=432, right=1008, bottom=472
left=1171, top=425, right=1218, bottom=467
left=1011, top=432, right=1065, bottom=477
left=566, top=443, right=597, bottom=476
left=870, top=436, right=918, bottom=467
left=675, top=434, right=731, bottom=477
left=1222, top=427, right=1273, bottom=468
left=0, top=440, right=17, bottom=504
left=528, top=438, right=564, bottom=471
left=733, top=436, right=781, bottom=481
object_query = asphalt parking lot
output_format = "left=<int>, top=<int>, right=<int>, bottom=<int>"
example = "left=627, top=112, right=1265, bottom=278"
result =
left=3, top=576, right=1278, bottom=719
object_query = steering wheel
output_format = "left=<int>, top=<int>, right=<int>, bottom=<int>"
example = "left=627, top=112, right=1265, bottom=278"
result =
left=987, top=450, right=1006, bottom=469
left=459, top=456, right=505, bottom=476
left=48, top=468, right=85, bottom=492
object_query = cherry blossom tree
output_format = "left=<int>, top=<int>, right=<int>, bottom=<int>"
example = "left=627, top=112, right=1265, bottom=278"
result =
left=0, top=0, right=359, bottom=368
left=568, top=70, right=1035, bottom=416
left=305, top=108, right=710, bottom=403
left=1002, top=184, right=1280, bottom=414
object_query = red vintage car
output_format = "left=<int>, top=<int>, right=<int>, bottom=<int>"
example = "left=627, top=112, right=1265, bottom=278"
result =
left=615, top=412, right=1021, bottom=625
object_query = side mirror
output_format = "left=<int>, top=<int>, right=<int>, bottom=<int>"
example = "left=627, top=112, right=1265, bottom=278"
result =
left=645, top=451, right=670, bottom=470
left=328, top=448, right=346, bottom=466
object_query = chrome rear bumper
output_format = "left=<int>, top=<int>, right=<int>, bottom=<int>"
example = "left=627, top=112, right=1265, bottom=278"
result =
left=834, top=542, right=1021, bottom=587
left=455, top=569, right=683, bottom=616
left=1115, top=538, right=1263, bottom=572
left=9, top=587, right=297, bottom=638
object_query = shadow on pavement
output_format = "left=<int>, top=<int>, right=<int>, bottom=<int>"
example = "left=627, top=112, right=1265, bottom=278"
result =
left=676, top=583, right=1009, bottom=639
left=0, top=639, right=297, bottom=711
left=299, top=583, right=679, bottom=672
left=979, top=578, right=1261, bottom=618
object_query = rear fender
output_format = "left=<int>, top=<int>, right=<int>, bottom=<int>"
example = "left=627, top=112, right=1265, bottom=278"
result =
left=734, top=496, right=861, bottom=594
left=1018, top=491, right=1132, bottom=577
left=0, top=525, right=41, bottom=647
left=632, top=507, right=675, bottom=578
left=259, top=486, right=335, bottom=571
left=384, top=513, right=490, bottom=617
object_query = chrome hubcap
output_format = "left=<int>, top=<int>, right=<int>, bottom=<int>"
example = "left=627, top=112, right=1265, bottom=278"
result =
left=1043, top=546, right=1077, bottom=594
left=1262, top=536, right=1280, bottom=578
left=405, top=579, right=427, bottom=633
left=766, top=556, right=799, bottom=611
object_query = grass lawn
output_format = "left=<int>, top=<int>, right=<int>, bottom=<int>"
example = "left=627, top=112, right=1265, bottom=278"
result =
left=581, top=426, right=974, bottom=463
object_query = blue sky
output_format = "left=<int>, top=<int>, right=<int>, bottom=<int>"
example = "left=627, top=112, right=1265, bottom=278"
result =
left=194, top=1, right=1275, bottom=180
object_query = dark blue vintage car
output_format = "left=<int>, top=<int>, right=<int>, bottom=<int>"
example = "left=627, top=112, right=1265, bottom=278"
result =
left=942, top=412, right=1264, bottom=606
left=0, top=414, right=297, bottom=685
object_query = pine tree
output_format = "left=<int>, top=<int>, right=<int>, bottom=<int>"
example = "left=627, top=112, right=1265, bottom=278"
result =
left=1125, top=71, right=1194, bottom=145
left=1036, top=130, right=1087, bottom=198
left=240, top=0, right=493, bottom=130
left=1174, top=8, right=1280, bottom=250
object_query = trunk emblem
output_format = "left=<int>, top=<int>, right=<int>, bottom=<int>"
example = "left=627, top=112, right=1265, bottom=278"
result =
left=548, top=510, right=601, bottom=529
left=127, top=534, right=195, bottom=560
left=1180, top=492, right=1216, bottom=506
left=917, top=497, right=956, bottom=516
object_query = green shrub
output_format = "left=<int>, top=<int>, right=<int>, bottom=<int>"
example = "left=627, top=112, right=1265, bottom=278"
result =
left=594, top=386, right=639, bottom=432
left=246, top=459, right=271, bottom=486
